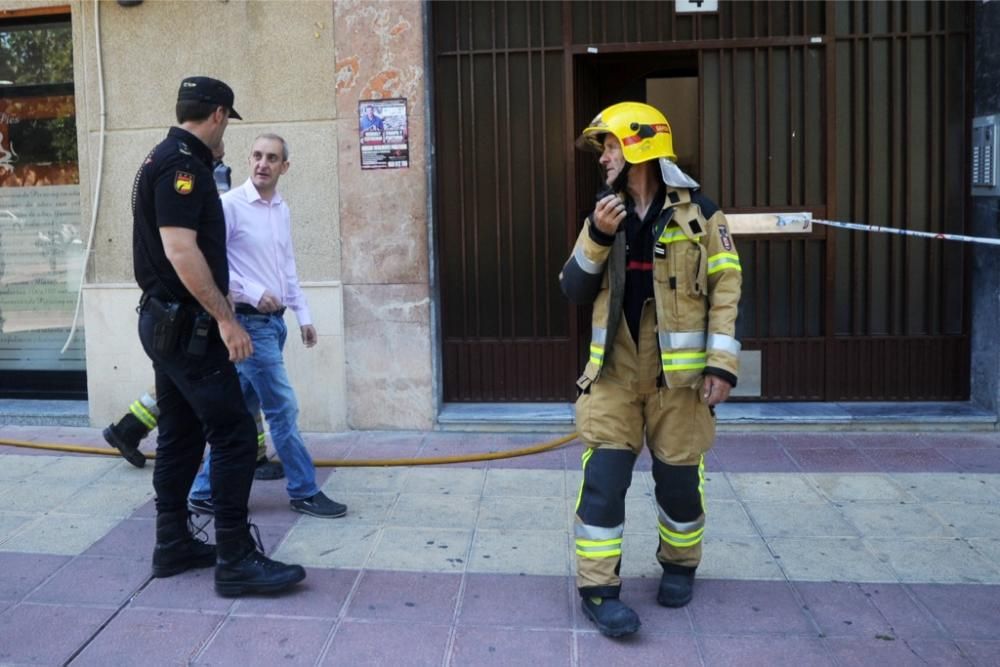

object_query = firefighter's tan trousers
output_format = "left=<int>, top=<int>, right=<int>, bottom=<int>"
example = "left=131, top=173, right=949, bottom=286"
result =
left=573, top=308, right=715, bottom=595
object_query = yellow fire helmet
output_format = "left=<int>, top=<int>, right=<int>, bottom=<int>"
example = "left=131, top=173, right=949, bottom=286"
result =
left=577, top=101, right=677, bottom=164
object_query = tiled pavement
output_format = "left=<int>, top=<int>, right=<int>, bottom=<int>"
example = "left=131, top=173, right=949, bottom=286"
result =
left=0, top=426, right=999, bottom=666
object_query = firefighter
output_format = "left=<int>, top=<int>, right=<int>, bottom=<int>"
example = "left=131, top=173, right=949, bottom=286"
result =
left=560, top=102, right=741, bottom=637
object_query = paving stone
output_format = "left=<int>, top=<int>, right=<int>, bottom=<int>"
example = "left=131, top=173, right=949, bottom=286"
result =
left=744, top=501, right=859, bottom=539
left=838, top=502, right=957, bottom=539
left=27, top=554, right=150, bottom=606
left=786, top=447, right=877, bottom=473
left=0, top=551, right=70, bottom=601
left=54, top=482, right=154, bottom=519
left=866, top=537, right=1000, bottom=584
left=938, top=448, right=1000, bottom=473
left=131, top=567, right=236, bottom=613
left=699, top=636, right=834, bottom=667
left=319, top=491, right=395, bottom=526
left=697, top=536, right=784, bottom=581
left=890, top=473, right=1000, bottom=503
left=71, top=608, right=223, bottom=666
left=729, top=473, right=826, bottom=503
left=712, top=444, right=799, bottom=473
left=768, top=537, right=898, bottom=583
left=233, top=567, right=357, bottom=619
left=865, top=448, right=961, bottom=473
left=477, top=495, right=568, bottom=531
left=825, top=636, right=972, bottom=666
left=322, top=620, right=449, bottom=666
left=856, top=582, right=947, bottom=640
left=925, top=502, right=1000, bottom=539
left=704, top=499, right=758, bottom=537
left=387, top=492, right=479, bottom=529
left=909, top=583, right=1000, bottom=639
left=954, top=639, right=1000, bottom=667
left=194, top=615, right=333, bottom=666
left=0, top=602, right=113, bottom=665
left=402, top=467, right=485, bottom=495
left=808, top=473, right=914, bottom=502
left=276, top=522, right=380, bottom=569
left=687, top=579, right=815, bottom=635
left=578, top=632, right=701, bottom=666
left=793, top=581, right=902, bottom=639
left=347, top=570, right=460, bottom=623
left=0, top=512, right=33, bottom=547
left=368, top=527, right=472, bottom=573
left=482, top=469, right=566, bottom=497
left=0, top=455, right=48, bottom=480
left=460, top=573, right=572, bottom=629
left=1, top=514, right=121, bottom=555
left=468, top=528, right=569, bottom=576
left=450, top=626, right=572, bottom=666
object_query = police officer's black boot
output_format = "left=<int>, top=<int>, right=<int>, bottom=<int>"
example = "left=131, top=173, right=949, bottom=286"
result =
left=214, top=525, right=306, bottom=597
left=657, top=563, right=697, bottom=608
left=103, top=413, right=149, bottom=468
left=581, top=595, right=641, bottom=638
left=151, top=511, right=216, bottom=578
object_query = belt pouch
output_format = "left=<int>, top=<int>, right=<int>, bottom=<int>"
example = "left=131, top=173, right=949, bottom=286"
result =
left=149, top=299, right=187, bottom=355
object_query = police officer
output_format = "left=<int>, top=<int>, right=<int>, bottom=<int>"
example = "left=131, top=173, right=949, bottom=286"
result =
left=133, top=76, right=304, bottom=596
left=106, top=137, right=285, bottom=480
left=561, top=102, right=742, bottom=636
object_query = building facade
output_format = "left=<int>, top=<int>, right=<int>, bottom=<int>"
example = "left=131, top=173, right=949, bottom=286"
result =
left=1, top=0, right=998, bottom=431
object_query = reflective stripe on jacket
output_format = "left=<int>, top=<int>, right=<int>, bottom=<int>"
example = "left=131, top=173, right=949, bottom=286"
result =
left=559, top=186, right=742, bottom=389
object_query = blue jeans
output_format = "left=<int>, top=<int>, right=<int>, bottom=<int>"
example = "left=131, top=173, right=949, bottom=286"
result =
left=190, top=313, right=319, bottom=501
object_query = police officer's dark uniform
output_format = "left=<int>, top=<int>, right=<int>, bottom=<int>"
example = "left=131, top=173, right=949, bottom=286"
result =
left=132, top=76, right=304, bottom=596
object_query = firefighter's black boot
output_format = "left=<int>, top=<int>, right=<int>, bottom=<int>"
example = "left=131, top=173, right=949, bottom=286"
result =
left=151, top=511, right=215, bottom=578
left=581, top=596, right=640, bottom=638
left=103, top=413, right=149, bottom=468
left=214, top=525, right=306, bottom=597
left=657, top=563, right=696, bottom=608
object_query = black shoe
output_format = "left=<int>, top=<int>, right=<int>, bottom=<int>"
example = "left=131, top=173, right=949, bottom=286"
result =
left=187, top=497, right=214, bottom=516
left=151, top=511, right=215, bottom=578
left=657, top=564, right=696, bottom=608
left=215, top=525, right=306, bottom=597
left=254, top=457, right=285, bottom=481
left=103, top=413, right=149, bottom=468
left=581, top=596, right=640, bottom=637
left=290, top=492, right=346, bottom=518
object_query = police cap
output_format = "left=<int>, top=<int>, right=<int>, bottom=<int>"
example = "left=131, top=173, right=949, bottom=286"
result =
left=176, top=76, right=242, bottom=120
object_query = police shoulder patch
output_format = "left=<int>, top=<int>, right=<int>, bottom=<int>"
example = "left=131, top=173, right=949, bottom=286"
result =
left=174, top=171, right=194, bottom=195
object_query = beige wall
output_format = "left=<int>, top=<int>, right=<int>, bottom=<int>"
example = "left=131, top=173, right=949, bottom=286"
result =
left=3, top=0, right=434, bottom=430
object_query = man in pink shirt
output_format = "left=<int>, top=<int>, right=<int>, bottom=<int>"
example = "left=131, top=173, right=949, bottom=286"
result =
left=187, top=133, right=346, bottom=519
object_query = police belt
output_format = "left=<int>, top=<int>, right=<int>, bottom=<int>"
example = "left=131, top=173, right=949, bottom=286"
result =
left=139, top=292, right=199, bottom=314
left=235, top=303, right=286, bottom=318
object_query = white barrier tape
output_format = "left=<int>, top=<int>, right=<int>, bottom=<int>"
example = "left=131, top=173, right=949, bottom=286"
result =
left=772, top=213, right=1000, bottom=247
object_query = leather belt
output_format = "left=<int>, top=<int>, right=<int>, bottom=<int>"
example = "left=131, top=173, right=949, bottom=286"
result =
left=235, top=303, right=285, bottom=318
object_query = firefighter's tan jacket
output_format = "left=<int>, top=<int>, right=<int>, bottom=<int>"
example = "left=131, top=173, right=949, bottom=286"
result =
left=560, top=186, right=741, bottom=390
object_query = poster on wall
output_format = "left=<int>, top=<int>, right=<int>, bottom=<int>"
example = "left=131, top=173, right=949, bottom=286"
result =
left=358, top=98, right=409, bottom=170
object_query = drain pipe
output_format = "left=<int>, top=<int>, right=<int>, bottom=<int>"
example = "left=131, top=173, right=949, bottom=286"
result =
left=61, top=0, right=107, bottom=354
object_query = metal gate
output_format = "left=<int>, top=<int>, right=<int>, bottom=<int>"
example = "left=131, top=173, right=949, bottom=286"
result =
left=431, top=0, right=971, bottom=402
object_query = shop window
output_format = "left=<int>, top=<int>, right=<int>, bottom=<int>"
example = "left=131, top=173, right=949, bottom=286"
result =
left=0, top=11, right=86, bottom=397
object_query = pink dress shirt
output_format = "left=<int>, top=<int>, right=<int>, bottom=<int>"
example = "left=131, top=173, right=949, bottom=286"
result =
left=222, top=179, right=312, bottom=326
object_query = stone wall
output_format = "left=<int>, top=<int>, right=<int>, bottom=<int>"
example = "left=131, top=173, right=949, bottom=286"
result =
left=1, top=0, right=434, bottom=430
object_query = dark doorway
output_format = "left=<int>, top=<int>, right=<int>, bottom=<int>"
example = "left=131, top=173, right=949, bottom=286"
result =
left=431, top=1, right=971, bottom=403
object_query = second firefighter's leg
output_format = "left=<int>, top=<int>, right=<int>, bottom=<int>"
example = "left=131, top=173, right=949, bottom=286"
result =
left=646, top=383, right=716, bottom=607
left=104, top=389, right=158, bottom=468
